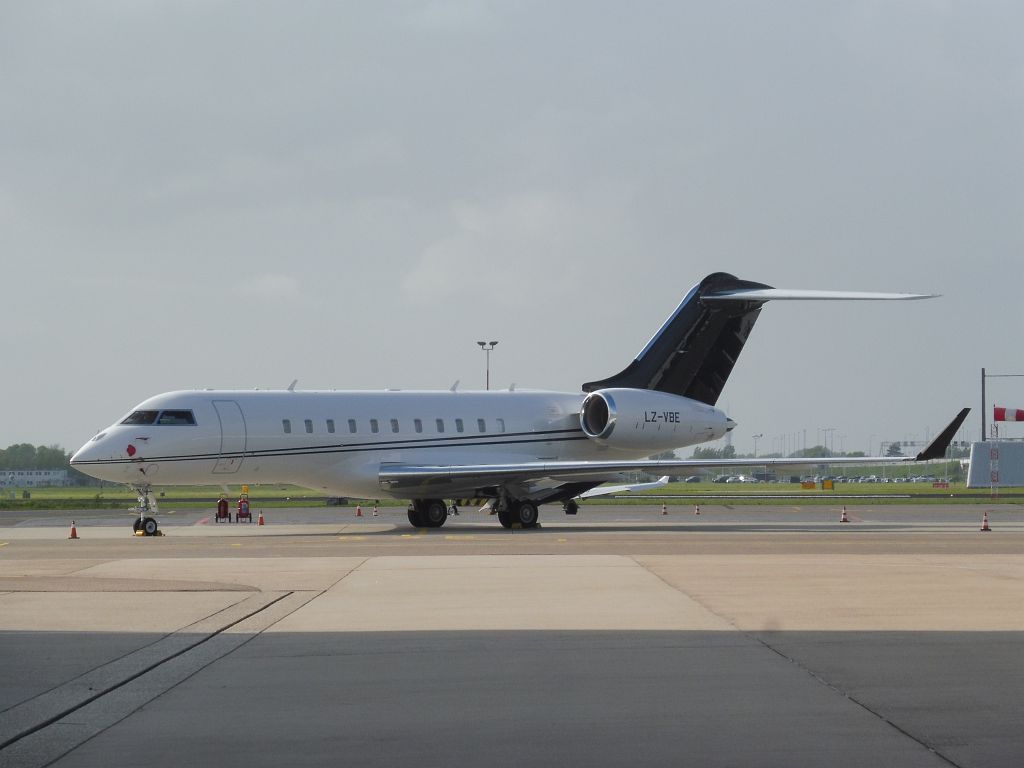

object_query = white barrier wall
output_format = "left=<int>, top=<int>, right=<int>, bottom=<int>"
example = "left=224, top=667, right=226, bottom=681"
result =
left=967, top=441, right=1024, bottom=488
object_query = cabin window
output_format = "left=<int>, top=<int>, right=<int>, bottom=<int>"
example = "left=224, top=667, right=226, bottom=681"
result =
left=326, top=419, right=335, bottom=434
left=283, top=419, right=292, bottom=434
left=304, top=419, right=313, bottom=434
left=477, top=418, right=486, bottom=433
left=348, top=419, right=357, bottom=434
left=156, top=410, right=196, bottom=425
left=414, top=419, right=423, bottom=433
left=370, top=419, right=379, bottom=434
left=455, top=418, right=464, bottom=433
left=121, top=410, right=159, bottom=426
left=390, top=418, right=399, bottom=433
left=496, top=418, right=506, bottom=433
left=436, top=418, right=445, bottom=433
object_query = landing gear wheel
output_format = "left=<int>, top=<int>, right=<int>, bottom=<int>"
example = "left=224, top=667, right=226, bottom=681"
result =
left=497, top=508, right=514, bottom=529
left=142, top=517, right=158, bottom=536
left=421, top=500, right=448, bottom=529
left=512, top=501, right=539, bottom=529
left=407, top=507, right=425, bottom=527
left=133, top=518, right=143, bottom=534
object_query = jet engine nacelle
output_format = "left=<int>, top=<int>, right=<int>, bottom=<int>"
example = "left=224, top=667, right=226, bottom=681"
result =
left=579, top=388, right=732, bottom=451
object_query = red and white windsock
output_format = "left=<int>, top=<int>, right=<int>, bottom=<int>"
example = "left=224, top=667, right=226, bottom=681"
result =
left=994, top=406, right=1024, bottom=422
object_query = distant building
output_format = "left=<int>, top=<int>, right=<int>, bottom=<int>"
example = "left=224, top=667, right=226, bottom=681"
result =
left=1, top=469, right=69, bottom=487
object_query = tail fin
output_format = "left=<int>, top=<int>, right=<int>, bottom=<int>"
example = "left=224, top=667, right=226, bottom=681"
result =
left=582, top=273, right=770, bottom=405
left=583, top=272, right=936, bottom=406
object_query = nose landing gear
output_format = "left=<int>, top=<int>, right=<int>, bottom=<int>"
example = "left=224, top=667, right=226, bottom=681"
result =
left=131, top=487, right=162, bottom=536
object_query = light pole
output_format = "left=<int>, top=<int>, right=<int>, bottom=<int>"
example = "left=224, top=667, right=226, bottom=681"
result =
left=477, top=340, right=498, bottom=390
left=752, top=433, right=763, bottom=458
left=820, top=427, right=836, bottom=455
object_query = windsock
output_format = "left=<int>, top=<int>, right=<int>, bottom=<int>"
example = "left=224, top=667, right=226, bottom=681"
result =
left=994, top=406, right=1024, bottom=422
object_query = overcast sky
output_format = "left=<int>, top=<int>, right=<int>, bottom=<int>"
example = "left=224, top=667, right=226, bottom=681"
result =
left=2, top=1, right=1022, bottom=456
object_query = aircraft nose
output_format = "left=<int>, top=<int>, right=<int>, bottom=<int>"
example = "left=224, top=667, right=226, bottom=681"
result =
left=70, top=441, right=94, bottom=466
left=70, top=432, right=109, bottom=468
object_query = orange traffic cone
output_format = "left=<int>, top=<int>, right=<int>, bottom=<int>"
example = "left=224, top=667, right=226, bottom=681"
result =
left=662, top=503, right=668, bottom=516
left=840, top=507, right=849, bottom=523
left=69, top=520, right=79, bottom=539
left=258, top=510, right=265, bottom=526
left=981, top=511, right=991, bottom=532
left=694, top=504, right=700, bottom=516
left=356, top=505, right=363, bottom=517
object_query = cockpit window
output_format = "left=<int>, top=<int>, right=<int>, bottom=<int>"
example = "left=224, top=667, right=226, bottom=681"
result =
left=156, top=410, right=196, bottom=425
left=121, top=410, right=159, bottom=425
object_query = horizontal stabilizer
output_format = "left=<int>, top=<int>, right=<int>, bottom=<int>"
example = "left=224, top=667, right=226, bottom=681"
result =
left=703, top=288, right=938, bottom=301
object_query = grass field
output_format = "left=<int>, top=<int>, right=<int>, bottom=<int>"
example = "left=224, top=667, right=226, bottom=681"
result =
left=1, top=479, right=1018, bottom=509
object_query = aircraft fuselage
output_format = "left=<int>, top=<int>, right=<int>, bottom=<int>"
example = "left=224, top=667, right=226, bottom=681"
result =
left=71, top=389, right=732, bottom=498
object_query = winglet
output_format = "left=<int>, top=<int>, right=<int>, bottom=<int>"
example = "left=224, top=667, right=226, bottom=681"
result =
left=915, top=408, right=971, bottom=461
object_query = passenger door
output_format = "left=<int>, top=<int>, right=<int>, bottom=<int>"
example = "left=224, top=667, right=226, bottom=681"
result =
left=212, top=400, right=246, bottom=474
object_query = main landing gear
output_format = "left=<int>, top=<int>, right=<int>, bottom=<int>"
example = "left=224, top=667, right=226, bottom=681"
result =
left=496, top=499, right=539, bottom=529
left=407, top=498, right=449, bottom=528
left=405, top=497, right=542, bottom=529
left=131, top=486, right=161, bottom=536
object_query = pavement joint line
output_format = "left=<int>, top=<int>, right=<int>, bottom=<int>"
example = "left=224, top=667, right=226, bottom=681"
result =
left=0, top=590, right=291, bottom=754
left=632, top=556, right=965, bottom=768
left=0, top=589, right=319, bottom=768
left=750, top=636, right=964, bottom=768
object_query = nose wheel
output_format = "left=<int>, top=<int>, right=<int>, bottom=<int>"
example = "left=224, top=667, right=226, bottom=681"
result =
left=131, top=487, right=162, bottom=536
left=133, top=517, right=159, bottom=536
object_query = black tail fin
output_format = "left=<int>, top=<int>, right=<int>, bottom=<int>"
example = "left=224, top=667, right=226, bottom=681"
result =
left=582, top=273, right=772, bottom=405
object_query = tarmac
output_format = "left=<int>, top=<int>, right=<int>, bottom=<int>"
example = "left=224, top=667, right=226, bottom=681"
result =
left=1, top=503, right=1022, bottom=767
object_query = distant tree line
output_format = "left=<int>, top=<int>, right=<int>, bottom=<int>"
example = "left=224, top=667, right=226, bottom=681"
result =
left=690, top=445, right=737, bottom=459
left=0, top=443, right=97, bottom=485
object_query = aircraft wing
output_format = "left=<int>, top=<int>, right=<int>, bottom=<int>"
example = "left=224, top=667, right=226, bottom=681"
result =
left=577, top=476, right=671, bottom=499
left=379, top=409, right=969, bottom=496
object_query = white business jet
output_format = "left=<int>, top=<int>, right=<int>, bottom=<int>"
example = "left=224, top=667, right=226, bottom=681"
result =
left=70, top=272, right=968, bottom=535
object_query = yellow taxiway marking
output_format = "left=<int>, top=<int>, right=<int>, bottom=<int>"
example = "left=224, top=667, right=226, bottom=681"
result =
left=230, top=543, right=242, bottom=547
left=444, top=535, right=477, bottom=541
left=0, top=542, right=8, bottom=547
left=400, top=534, right=414, bottom=538
left=337, top=536, right=366, bottom=541
left=557, top=538, right=568, bottom=543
